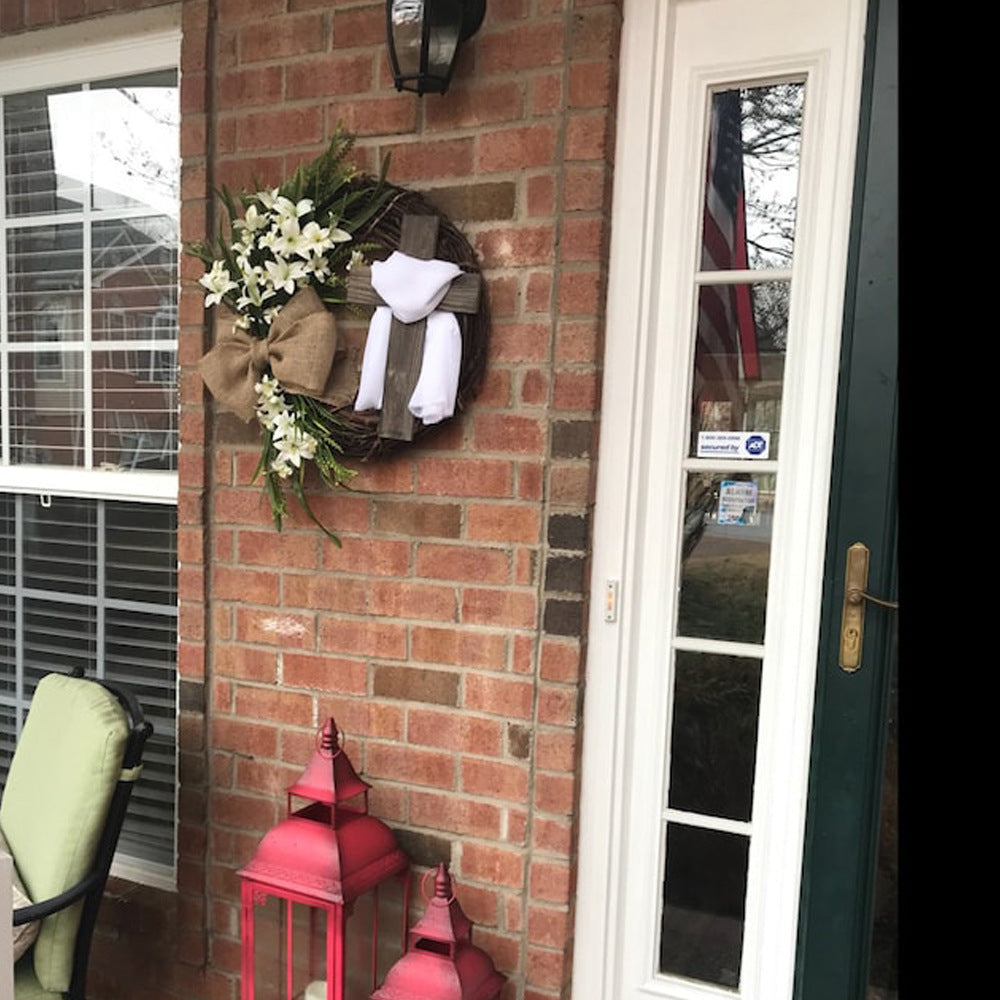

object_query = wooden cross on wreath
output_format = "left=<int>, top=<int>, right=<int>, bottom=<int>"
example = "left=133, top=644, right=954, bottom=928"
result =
left=346, top=214, right=481, bottom=441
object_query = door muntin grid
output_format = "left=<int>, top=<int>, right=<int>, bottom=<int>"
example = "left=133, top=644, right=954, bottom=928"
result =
left=658, top=79, right=804, bottom=990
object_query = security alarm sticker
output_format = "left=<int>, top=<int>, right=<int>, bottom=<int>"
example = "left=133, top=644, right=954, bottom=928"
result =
left=717, top=480, right=759, bottom=526
left=696, top=431, right=770, bottom=459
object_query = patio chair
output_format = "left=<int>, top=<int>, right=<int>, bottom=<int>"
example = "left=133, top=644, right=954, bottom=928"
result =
left=2, top=671, right=153, bottom=999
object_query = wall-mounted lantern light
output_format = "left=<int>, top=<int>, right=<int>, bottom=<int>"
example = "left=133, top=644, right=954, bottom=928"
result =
left=387, top=0, right=486, bottom=96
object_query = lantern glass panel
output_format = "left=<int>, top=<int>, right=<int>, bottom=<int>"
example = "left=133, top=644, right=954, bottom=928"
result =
left=390, top=0, right=425, bottom=80
left=425, top=1, right=462, bottom=81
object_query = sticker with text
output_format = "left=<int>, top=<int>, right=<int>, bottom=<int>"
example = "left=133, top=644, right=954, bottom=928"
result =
left=697, top=431, right=770, bottom=459
left=717, top=480, right=759, bottom=526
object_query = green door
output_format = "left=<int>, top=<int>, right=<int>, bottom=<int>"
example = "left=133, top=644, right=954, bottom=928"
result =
left=794, top=0, right=897, bottom=996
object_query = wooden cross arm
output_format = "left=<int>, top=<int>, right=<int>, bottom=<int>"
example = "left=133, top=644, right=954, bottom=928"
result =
left=346, top=266, right=481, bottom=314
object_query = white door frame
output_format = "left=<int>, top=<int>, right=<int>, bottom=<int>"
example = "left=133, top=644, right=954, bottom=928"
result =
left=572, top=2, right=869, bottom=998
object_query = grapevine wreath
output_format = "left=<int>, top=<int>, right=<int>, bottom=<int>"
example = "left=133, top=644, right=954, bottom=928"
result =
left=188, top=131, right=489, bottom=542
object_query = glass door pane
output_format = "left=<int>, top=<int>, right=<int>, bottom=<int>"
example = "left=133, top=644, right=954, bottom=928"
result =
left=658, top=78, right=805, bottom=990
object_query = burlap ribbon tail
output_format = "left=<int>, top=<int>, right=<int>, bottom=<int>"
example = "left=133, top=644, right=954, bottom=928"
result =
left=198, top=286, right=341, bottom=422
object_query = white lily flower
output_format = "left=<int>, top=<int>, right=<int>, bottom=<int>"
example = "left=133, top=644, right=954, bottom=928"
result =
left=256, top=188, right=280, bottom=210
left=272, top=195, right=314, bottom=221
left=269, top=410, right=296, bottom=440
left=258, top=226, right=281, bottom=252
left=198, top=260, right=237, bottom=307
left=270, top=458, right=293, bottom=478
left=242, top=203, right=268, bottom=232
left=236, top=275, right=276, bottom=311
left=264, top=256, right=308, bottom=295
left=235, top=248, right=255, bottom=276
left=272, top=218, right=311, bottom=258
left=275, top=432, right=314, bottom=469
left=254, top=373, right=279, bottom=398
left=328, top=224, right=352, bottom=243
left=299, top=221, right=332, bottom=258
left=259, top=395, right=286, bottom=421
left=348, top=249, right=365, bottom=270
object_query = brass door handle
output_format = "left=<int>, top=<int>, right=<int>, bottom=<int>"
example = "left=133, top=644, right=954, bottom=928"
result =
left=839, top=542, right=897, bottom=673
left=845, top=588, right=899, bottom=610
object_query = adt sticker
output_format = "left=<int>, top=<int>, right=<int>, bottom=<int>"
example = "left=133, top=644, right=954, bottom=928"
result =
left=696, top=431, right=771, bottom=459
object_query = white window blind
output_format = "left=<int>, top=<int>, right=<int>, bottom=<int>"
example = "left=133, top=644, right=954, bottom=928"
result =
left=1, top=38, right=180, bottom=885
left=0, top=494, right=177, bottom=870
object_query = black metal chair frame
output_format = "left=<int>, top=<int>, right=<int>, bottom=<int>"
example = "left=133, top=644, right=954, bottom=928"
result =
left=9, top=670, right=153, bottom=1000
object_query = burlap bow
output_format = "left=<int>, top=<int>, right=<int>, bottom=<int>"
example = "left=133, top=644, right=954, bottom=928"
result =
left=198, top=286, right=343, bottom=422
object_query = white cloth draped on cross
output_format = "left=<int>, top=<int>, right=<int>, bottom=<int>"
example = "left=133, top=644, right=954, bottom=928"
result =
left=354, top=251, right=463, bottom=425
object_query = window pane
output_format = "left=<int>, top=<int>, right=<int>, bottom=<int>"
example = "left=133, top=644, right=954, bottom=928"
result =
left=22, top=495, right=95, bottom=594
left=740, top=82, right=803, bottom=269
left=0, top=494, right=12, bottom=587
left=93, top=215, right=178, bottom=341
left=668, top=652, right=761, bottom=821
left=689, top=281, right=788, bottom=459
left=700, top=82, right=804, bottom=272
left=678, top=472, right=773, bottom=643
left=9, top=350, right=85, bottom=467
left=106, top=502, right=177, bottom=605
left=24, top=597, right=97, bottom=676
left=106, top=607, right=176, bottom=868
left=94, top=350, right=177, bottom=471
left=89, top=73, right=179, bottom=214
left=3, top=87, right=86, bottom=216
left=5, top=224, right=84, bottom=344
left=0, top=705, right=16, bottom=777
left=0, top=593, right=14, bottom=698
left=3, top=75, right=178, bottom=219
left=660, top=823, right=749, bottom=987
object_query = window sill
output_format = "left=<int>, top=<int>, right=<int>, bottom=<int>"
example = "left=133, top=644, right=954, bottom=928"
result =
left=0, top=467, right=177, bottom=503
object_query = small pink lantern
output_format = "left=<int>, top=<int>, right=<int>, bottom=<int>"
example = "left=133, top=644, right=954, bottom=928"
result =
left=371, top=862, right=506, bottom=1000
left=239, top=718, right=411, bottom=1000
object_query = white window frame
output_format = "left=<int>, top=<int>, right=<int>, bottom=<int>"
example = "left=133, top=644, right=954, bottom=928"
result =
left=0, top=14, right=181, bottom=505
left=1, top=12, right=182, bottom=892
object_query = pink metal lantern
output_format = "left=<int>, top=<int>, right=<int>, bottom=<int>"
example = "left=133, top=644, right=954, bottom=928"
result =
left=239, top=718, right=411, bottom=1000
left=371, top=863, right=506, bottom=1000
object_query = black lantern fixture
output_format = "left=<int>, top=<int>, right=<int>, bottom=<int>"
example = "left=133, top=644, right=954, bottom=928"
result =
left=387, top=0, right=486, bottom=96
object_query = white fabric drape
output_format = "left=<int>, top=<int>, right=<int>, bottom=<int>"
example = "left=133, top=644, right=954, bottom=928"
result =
left=354, top=251, right=464, bottom=424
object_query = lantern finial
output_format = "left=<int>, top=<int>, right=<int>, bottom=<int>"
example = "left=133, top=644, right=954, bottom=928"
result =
left=286, top=717, right=371, bottom=818
left=432, top=862, right=451, bottom=900
left=320, top=717, right=338, bottom=754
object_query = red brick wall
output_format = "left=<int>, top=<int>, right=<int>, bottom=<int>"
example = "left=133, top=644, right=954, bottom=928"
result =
left=4, top=1, right=621, bottom=997
left=0, top=0, right=175, bottom=32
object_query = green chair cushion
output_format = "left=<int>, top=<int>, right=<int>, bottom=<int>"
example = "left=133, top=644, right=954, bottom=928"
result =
left=1, top=828, right=41, bottom=961
left=13, top=955, right=60, bottom=999
left=0, top=674, right=128, bottom=993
